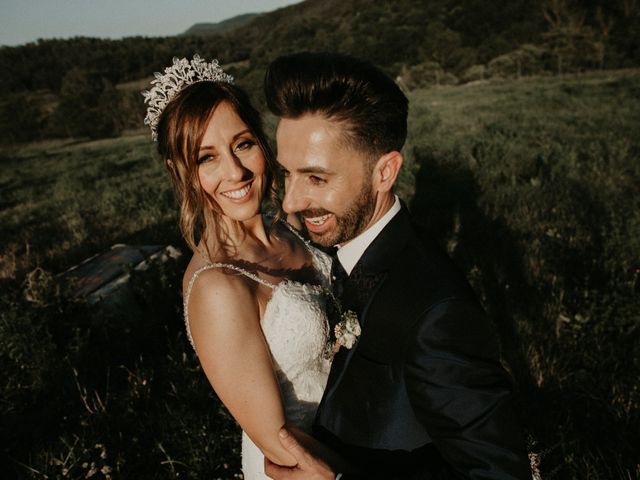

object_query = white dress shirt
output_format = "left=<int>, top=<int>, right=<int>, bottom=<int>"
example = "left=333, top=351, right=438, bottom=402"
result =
left=336, top=195, right=401, bottom=275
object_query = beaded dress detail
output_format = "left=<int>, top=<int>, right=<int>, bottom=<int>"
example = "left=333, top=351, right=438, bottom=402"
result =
left=183, top=225, right=333, bottom=479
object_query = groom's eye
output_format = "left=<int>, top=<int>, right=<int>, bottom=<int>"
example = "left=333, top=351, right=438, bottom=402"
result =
left=309, top=175, right=326, bottom=185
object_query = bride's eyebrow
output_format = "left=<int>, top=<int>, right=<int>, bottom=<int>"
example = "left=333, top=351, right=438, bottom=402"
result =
left=198, top=145, right=217, bottom=152
left=232, top=129, right=252, bottom=140
left=199, top=129, right=253, bottom=150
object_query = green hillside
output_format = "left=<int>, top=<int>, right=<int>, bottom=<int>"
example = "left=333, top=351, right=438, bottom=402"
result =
left=1, top=0, right=639, bottom=143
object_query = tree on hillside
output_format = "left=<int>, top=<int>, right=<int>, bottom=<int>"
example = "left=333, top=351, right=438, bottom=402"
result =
left=424, top=21, right=464, bottom=71
left=0, top=93, right=43, bottom=144
left=593, top=7, right=614, bottom=68
left=49, top=68, right=123, bottom=139
left=608, top=0, right=640, bottom=67
left=541, top=0, right=599, bottom=73
left=488, top=43, right=548, bottom=78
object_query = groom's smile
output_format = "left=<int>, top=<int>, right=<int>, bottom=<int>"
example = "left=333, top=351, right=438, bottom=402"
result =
left=303, top=212, right=332, bottom=229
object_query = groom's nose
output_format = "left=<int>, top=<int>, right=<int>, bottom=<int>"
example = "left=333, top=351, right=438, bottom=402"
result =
left=282, top=176, right=307, bottom=214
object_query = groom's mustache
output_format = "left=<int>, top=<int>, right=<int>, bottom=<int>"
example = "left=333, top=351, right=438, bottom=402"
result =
left=299, top=208, right=333, bottom=218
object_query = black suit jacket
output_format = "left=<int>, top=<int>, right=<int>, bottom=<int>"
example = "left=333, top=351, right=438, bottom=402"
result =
left=314, top=206, right=530, bottom=479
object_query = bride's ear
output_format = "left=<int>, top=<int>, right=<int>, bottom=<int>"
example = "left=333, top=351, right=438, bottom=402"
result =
left=166, top=159, right=176, bottom=172
left=372, top=151, right=403, bottom=193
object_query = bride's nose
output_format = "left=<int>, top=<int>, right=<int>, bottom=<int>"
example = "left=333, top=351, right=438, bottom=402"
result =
left=223, top=153, right=250, bottom=182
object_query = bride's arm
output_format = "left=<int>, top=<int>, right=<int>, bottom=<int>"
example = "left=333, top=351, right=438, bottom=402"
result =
left=185, top=268, right=296, bottom=467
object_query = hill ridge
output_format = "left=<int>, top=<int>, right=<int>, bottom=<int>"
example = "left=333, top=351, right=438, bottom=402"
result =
left=182, top=13, right=260, bottom=36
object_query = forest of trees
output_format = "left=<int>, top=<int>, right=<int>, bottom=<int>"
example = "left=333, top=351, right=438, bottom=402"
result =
left=1, top=0, right=638, bottom=143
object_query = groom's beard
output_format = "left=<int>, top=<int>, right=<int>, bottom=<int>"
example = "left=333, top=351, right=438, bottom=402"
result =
left=301, top=183, right=376, bottom=247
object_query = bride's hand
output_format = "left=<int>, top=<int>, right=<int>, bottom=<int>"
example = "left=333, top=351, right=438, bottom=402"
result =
left=264, top=427, right=336, bottom=480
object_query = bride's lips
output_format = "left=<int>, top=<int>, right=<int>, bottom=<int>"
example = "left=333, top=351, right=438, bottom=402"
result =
left=303, top=213, right=334, bottom=234
left=219, top=180, right=254, bottom=202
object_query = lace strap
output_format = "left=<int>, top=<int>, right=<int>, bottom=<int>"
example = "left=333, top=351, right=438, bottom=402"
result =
left=183, top=262, right=275, bottom=350
left=280, top=220, right=311, bottom=247
left=279, top=220, right=333, bottom=287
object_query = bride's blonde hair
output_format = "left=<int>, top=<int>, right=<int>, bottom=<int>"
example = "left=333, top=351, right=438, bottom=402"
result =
left=156, top=81, right=280, bottom=260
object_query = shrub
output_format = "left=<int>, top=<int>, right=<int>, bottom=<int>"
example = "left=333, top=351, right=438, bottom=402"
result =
left=487, top=44, right=548, bottom=79
left=460, top=64, right=486, bottom=83
left=399, top=61, right=459, bottom=89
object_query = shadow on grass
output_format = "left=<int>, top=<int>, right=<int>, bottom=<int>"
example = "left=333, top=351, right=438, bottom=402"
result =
left=409, top=147, right=537, bottom=392
left=408, top=148, right=639, bottom=478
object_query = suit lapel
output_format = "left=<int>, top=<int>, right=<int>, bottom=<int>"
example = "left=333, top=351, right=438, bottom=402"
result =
left=322, top=205, right=413, bottom=400
left=340, top=262, right=385, bottom=321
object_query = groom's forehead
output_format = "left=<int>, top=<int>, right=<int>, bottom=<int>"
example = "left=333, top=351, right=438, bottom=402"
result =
left=276, top=117, right=335, bottom=152
left=277, top=115, right=362, bottom=154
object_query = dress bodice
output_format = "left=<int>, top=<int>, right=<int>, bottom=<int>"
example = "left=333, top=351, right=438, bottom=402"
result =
left=182, top=224, right=333, bottom=432
left=258, top=245, right=332, bottom=428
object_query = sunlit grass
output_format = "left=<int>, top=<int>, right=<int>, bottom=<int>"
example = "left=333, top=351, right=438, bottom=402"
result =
left=0, top=134, right=178, bottom=276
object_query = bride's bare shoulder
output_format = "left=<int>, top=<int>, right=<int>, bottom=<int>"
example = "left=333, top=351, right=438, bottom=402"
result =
left=183, top=254, right=257, bottom=314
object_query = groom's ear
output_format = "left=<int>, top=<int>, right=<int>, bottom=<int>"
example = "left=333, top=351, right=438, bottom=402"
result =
left=372, top=151, right=403, bottom=193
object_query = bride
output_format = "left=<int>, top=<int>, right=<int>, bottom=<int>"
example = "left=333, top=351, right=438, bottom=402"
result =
left=143, top=56, right=339, bottom=478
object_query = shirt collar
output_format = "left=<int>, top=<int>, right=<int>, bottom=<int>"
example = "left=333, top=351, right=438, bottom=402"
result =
left=336, top=195, right=401, bottom=275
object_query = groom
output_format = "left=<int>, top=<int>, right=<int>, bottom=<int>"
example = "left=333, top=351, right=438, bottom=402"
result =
left=264, top=52, right=530, bottom=479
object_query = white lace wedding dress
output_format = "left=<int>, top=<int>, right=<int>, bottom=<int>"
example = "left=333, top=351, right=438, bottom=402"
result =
left=183, top=230, right=333, bottom=479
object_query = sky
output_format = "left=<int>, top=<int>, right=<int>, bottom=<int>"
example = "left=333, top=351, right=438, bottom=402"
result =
left=0, top=0, right=302, bottom=47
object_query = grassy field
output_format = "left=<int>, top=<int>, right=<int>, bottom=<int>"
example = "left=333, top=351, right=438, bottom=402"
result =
left=1, top=70, right=639, bottom=479
left=405, top=70, right=639, bottom=479
left=0, top=135, right=177, bottom=276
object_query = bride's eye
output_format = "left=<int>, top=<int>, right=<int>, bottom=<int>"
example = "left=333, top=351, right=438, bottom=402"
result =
left=197, top=153, right=216, bottom=164
left=235, top=139, right=256, bottom=152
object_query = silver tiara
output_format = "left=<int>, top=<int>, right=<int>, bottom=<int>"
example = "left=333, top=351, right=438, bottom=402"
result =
left=142, top=55, right=234, bottom=140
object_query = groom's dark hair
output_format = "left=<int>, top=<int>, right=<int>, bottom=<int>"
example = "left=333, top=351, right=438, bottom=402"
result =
left=264, top=52, right=408, bottom=160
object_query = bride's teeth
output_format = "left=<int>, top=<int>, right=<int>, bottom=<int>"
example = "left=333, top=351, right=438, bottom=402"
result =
left=305, top=214, right=331, bottom=225
left=221, top=184, right=251, bottom=199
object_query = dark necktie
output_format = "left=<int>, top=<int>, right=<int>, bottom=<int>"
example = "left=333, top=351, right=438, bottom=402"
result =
left=332, top=252, right=385, bottom=318
left=330, top=253, right=348, bottom=302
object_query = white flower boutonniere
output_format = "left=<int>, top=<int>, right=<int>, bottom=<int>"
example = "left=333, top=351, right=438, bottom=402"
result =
left=333, top=309, right=361, bottom=351
left=322, top=287, right=361, bottom=355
